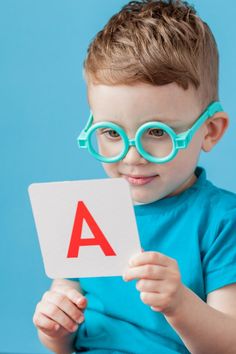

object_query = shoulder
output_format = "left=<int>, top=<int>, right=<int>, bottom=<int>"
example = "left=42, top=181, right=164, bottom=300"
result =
left=190, top=168, right=236, bottom=241
left=194, top=167, right=236, bottom=216
left=198, top=175, right=236, bottom=257
left=205, top=184, right=236, bottom=220
left=209, top=184, right=236, bottom=206
left=203, top=184, right=236, bottom=234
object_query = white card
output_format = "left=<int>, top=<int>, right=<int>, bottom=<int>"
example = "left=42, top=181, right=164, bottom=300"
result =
left=28, top=178, right=141, bottom=278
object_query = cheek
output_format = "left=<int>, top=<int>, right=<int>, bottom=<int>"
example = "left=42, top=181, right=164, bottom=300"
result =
left=178, top=130, right=203, bottom=161
left=159, top=136, right=202, bottom=176
left=102, top=162, right=120, bottom=178
left=183, top=133, right=203, bottom=163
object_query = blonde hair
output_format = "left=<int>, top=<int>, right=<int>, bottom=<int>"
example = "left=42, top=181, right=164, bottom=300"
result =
left=83, top=0, right=219, bottom=109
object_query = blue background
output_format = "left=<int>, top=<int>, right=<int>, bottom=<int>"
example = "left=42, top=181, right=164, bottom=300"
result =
left=0, top=1, right=235, bottom=353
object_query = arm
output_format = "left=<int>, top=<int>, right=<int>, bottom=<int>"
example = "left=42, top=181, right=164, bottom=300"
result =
left=164, top=283, right=236, bottom=354
left=34, top=278, right=87, bottom=354
left=124, top=251, right=236, bottom=354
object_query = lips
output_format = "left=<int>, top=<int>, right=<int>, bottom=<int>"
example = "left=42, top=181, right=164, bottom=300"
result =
left=123, top=174, right=158, bottom=186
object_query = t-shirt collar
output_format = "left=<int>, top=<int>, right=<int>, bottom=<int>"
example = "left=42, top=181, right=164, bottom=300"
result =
left=133, top=166, right=207, bottom=214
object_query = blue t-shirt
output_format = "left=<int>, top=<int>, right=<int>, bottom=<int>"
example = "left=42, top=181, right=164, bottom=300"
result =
left=73, top=166, right=236, bottom=354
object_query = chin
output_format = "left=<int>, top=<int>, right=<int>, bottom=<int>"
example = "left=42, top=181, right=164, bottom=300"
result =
left=131, top=189, right=160, bottom=204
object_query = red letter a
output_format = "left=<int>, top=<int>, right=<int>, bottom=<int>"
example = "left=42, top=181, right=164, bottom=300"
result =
left=67, top=201, right=116, bottom=258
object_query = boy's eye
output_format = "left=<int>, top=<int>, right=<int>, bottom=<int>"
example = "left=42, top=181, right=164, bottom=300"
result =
left=148, top=128, right=166, bottom=137
left=101, top=129, right=120, bottom=139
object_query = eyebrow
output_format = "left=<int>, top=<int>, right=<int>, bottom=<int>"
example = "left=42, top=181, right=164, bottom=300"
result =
left=142, top=112, right=185, bottom=122
left=94, top=115, right=180, bottom=124
left=92, top=114, right=188, bottom=130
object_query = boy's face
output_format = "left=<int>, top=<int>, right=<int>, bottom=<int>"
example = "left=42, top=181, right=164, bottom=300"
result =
left=87, top=82, right=206, bottom=204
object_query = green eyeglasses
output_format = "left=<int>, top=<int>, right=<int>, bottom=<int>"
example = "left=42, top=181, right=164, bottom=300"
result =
left=77, top=101, right=223, bottom=164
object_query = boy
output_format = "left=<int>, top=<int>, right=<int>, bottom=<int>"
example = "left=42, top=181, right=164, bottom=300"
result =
left=33, top=1, right=236, bottom=353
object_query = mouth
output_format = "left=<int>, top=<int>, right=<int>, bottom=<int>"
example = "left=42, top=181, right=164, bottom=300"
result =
left=122, top=174, right=159, bottom=186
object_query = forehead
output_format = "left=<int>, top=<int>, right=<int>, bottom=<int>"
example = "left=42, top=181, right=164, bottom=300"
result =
left=87, top=82, right=201, bottom=126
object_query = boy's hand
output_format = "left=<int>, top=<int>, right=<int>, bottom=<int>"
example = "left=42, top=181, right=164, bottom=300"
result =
left=33, top=285, right=87, bottom=339
left=123, top=251, right=184, bottom=317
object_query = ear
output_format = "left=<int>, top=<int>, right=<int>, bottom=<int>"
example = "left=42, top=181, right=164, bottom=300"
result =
left=201, top=112, right=229, bottom=152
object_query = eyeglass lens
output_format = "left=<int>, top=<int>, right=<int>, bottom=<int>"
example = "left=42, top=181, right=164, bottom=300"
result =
left=89, top=125, right=173, bottom=160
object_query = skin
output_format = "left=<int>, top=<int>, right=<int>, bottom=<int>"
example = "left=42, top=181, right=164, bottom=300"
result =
left=33, top=279, right=87, bottom=354
left=33, top=81, right=229, bottom=353
left=87, top=82, right=228, bottom=204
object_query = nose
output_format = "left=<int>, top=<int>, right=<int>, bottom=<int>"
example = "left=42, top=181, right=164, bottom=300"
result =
left=122, top=146, right=147, bottom=165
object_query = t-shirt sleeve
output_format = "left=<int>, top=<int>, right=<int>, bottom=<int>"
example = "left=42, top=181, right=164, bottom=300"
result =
left=203, top=209, right=236, bottom=294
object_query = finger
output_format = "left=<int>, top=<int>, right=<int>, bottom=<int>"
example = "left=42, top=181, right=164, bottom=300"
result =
left=136, top=279, right=163, bottom=293
left=33, top=312, right=60, bottom=333
left=140, top=291, right=166, bottom=307
left=54, top=288, right=87, bottom=309
left=123, top=264, right=167, bottom=281
left=43, top=291, right=85, bottom=324
left=129, top=251, right=172, bottom=267
left=38, top=301, right=79, bottom=333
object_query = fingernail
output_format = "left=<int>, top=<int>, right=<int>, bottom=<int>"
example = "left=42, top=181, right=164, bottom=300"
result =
left=77, top=297, right=85, bottom=305
left=78, top=316, right=84, bottom=324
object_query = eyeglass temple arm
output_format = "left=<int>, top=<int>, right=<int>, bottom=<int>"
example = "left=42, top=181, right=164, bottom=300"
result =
left=175, top=102, right=223, bottom=149
left=77, top=112, right=93, bottom=148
